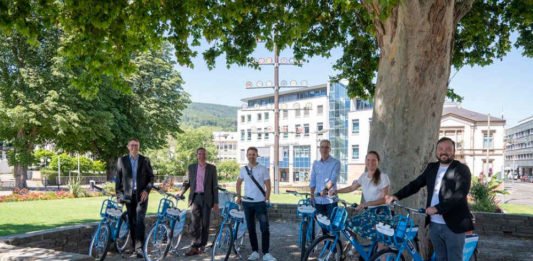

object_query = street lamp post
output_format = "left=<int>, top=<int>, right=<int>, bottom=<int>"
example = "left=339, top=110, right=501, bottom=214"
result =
left=246, top=44, right=307, bottom=194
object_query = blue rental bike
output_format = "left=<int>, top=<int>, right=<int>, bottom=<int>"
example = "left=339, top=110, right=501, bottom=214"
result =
left=371, top=201, right=479, bottom=261
left=211, top=187, right=253, bottom=261
left=144, top=186, right=187, bottom=261
left=303, top=197, right=392, bottom=261
left=286, top=190, right=318, bottom=260
left=88, top=184, right=131, bottom=260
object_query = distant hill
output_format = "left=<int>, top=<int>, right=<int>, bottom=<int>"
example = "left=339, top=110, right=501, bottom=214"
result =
left=181, top=102, right=238, bottom=131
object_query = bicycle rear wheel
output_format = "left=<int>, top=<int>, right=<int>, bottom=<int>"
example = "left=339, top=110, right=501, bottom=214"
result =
left=144, top=223, right=171, bottom=261
left=114, top=213, right=130, bottom=253
left=211, top=225, right=233, bottom=261
left=89, top=223, right=111, bottom=261
left=369, top=249, right=405, bottom=261
left=170, top=222, right=184, bottom=254
left=303, top=235, right=343, bottom=261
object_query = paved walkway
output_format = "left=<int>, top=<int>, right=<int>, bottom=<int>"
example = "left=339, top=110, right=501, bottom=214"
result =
left=103, top=221, right=533, bottom=261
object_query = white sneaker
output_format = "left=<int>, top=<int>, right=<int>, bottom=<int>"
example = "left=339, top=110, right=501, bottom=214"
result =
left=247, top=251, right=260, bottom=260
left=262, top=253, right=277, bottom=261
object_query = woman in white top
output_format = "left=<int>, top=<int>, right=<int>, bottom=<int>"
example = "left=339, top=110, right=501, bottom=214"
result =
left=334, top=151, right=391, bottom=249
left=335, top=151, right=390, bottom=210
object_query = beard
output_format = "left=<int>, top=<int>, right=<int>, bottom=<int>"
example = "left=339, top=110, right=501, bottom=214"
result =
left=437, top=154, right=453, bottom=164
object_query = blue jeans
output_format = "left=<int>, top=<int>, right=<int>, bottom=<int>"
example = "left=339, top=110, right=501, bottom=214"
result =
left=429, top=223, right=465, bottom=261
left=243, top=201, right=270, bottom=254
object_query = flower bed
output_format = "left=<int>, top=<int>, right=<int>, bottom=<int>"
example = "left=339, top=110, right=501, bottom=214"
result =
left=0, top=188, right=101, bottom=203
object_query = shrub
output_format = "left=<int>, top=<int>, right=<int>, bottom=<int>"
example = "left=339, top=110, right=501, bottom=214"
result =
left=470, top=175, right=507, bottom=212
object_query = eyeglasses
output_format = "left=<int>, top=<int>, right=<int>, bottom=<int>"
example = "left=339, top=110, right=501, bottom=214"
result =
left=320, top=146, right=330, bottom=149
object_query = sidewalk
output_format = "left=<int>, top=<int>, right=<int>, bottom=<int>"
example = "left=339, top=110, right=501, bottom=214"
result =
left=104, top=221, right=533, bottom=261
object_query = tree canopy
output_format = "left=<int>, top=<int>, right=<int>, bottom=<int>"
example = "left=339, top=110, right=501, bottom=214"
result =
left=1, top=1, right=530, bottom=99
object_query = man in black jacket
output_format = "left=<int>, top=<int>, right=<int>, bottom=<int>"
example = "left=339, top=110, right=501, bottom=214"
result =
left=386, top=137, right=473, bottom=261
left=116, top=138, right=154, bottom=258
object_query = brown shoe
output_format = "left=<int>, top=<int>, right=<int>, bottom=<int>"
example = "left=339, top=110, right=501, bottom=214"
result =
left=185, top=247, right=200, bottom=256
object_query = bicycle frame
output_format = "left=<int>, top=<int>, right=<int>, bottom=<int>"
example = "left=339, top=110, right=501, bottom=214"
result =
left=96, top=196, right=125, bottom=242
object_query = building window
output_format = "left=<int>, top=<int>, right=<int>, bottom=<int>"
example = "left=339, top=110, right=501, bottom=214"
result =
left=293, top=146, right=311, bottom=182
left=483, top=132, right=494, bottom=149
left=352, top=145, right=360, bottom=160
left=352, top=119, right=360, bottom=134
left=317, top=105, right=324, bottom=115
left=283, top=110, right=288, bottom=119
left=257, top=113, right=262, bottom=121
left=317, top=122, right=324, bottom=132
left=355, top=99, right=373, bottom=111
left=257, top=128, right=262, bottom=140
left=241, top=116, right=245, bottom=123
left=296, top=108, right=301, bottom=117
left=264, top=112, right=269, bottom=120
left=296, top=124, right=302, bottom=137
left=264, top=129, right=269, bottom=140
left=304, top=124, right=310, bottom=137
left=247, top=129, right=252, bottom=141
left=247, top=115, right=251, bottom=122
left=283, top=125, right=288, bottom=139
left=240, top=130, right=245, bottom=141
left=240, top=149, right=245, bottom=161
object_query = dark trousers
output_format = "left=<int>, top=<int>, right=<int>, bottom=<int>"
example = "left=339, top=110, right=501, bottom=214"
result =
left=243, top=201, right=270, bottom=254
left=126, top=192, right=148, bottom=251
left=190, top=194, right=212, bottom=248
left=315, top=202, right=338, bottom=234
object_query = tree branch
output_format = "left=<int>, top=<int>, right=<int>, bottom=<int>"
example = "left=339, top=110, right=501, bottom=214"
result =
left=454, top=0, right=475, bottom=26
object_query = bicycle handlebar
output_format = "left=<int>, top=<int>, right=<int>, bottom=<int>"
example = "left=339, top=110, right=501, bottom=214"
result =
left=91, top=184, right=130, bottom=204
left=153, top=186, right=185, bottom=200
left=218, top=186, right=254, bottom=201
left=390, top=200, right=425, bottom=214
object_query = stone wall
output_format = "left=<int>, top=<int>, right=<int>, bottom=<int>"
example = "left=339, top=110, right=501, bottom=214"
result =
left=1, top=204, right=532, bottom=255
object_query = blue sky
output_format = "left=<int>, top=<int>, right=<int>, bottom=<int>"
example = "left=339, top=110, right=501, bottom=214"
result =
left=177, top=44, right=533, bottom=127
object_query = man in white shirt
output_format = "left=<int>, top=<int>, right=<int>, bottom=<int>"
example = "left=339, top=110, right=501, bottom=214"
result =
left=236, top=147, right=277, bottom=261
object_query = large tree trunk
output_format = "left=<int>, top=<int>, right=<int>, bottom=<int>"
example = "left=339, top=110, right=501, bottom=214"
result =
left=14, top=163, right=27, bottom=189
left=365, top=0, right=474, bottom=258
left=106, top=157, right=117, bottom=181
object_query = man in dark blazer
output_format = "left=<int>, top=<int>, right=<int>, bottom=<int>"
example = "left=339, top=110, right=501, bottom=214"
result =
left=386, top=137, right=474, bottom=261
left=179, top=147, right=219, bottom=256
left=115, top=138, right=154, bottom=258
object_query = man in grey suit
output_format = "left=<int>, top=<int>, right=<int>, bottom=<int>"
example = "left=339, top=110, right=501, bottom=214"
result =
left=179, top=147, right=219, bottom=256
left=115, top=138, right=154, bottom=258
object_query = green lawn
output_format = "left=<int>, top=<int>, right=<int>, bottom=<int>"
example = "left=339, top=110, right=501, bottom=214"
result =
left=1, top=191, right=531, bottom=237
left=0, top=191, right=360, bottom=237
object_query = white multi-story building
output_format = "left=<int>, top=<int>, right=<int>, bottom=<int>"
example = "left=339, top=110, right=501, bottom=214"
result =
left=439, top=103, right=506, bottom=177
left=213, top=131, right=239, bottom=161
left=237, top=84, right=504, bottom=185
left=238, top=82, right=352, bottom=184
left=505, top=116, right=533, bottom=178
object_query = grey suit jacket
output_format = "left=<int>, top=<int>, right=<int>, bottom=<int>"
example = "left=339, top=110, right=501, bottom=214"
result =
left=182, top=163, right=219, bottom=207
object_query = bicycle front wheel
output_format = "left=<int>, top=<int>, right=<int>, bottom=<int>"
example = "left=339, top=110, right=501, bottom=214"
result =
left=369, top=249, right=405, bottom=261
left=89, top=223, right=111, bottom=261
left=303, top=235, right=343, bottom=261
left=115, top=213, right=130, bottom=253
left=211, top=225, right=233, bottom=261
left=144, top=223, right=171, bottom=261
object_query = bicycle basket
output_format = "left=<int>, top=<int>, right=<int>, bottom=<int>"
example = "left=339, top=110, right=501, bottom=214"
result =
left=222, top=201, right=239, bottom=217
left=297, top=199, right=315, bottom=217
left=329, top=207, right=348, bottom=232
left=375, top=215, right=416, bottom=246
left=156, top=198, right=174, bottom=217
